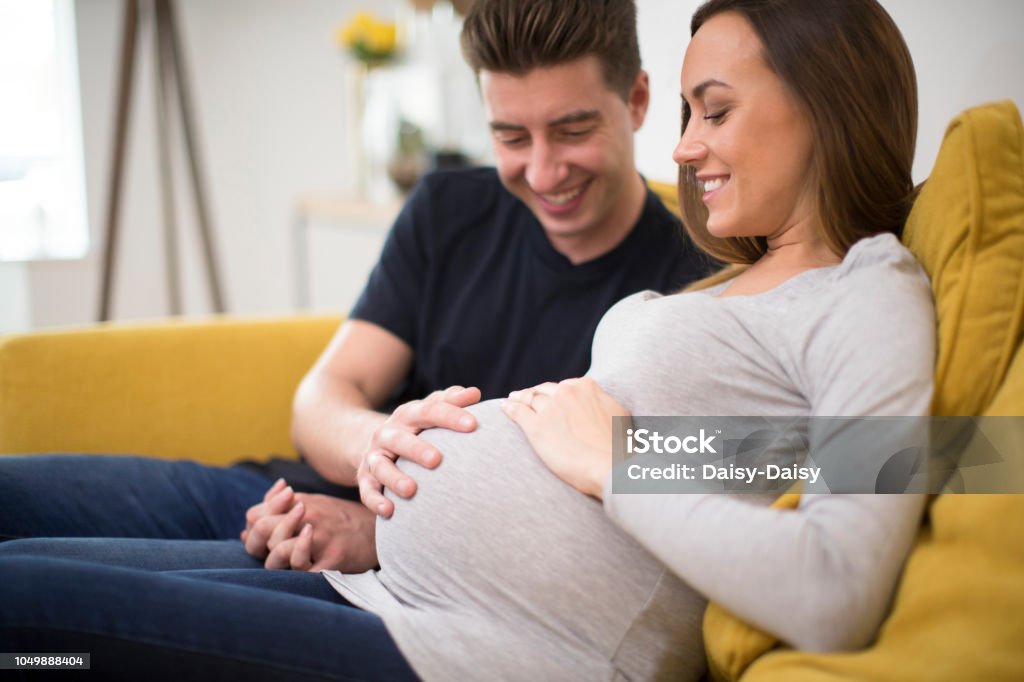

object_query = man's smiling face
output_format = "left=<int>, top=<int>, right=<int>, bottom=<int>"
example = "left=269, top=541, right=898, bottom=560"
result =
left=480, top=55, right=649, bottom=262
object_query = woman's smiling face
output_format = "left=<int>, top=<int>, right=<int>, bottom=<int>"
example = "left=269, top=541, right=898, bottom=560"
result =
left=673, top=11, right=818, bottom=243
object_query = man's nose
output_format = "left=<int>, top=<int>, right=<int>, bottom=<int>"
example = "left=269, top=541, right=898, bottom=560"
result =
left=525, top=141, right=568, bottom=193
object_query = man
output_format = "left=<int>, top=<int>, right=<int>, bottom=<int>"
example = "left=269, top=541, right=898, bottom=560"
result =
left=0, top=3, right=711, bottom=674
left=0, top=0, right=708, bottom=575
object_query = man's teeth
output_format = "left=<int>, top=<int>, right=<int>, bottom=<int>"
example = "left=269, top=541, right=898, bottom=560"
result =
left=702, top=178, right=725, bottom=192
left=543, top=186, right=585, bottom=205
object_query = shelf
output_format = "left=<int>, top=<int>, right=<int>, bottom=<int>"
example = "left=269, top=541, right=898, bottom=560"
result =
left=291, top=192, right=403, bottom=310
left=293, top=193, right=403, bottom=227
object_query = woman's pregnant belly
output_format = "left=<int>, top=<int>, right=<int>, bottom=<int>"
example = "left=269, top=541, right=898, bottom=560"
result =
left=373, top=399, right=698, bottom=656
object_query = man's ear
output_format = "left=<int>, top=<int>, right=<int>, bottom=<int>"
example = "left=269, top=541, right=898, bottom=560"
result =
left=628, top=70, right=651, bottom=131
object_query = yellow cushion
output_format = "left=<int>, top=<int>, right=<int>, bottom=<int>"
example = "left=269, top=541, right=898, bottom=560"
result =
left=736, top=493, right=1024, bottom=682
left=902, top=100, right=1024, bottom=416
left=0, top=315, right=340, bottom=465
left=647, top=179, right=681, bottom=218
left=703, top=100, right=1024, bottom=680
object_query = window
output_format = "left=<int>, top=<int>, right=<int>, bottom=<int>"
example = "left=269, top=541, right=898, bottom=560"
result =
left=0, top=0, right=88, bottom=261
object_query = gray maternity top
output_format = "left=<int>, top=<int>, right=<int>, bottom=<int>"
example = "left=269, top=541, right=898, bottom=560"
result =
left=324, top=233, right=935, bottom=681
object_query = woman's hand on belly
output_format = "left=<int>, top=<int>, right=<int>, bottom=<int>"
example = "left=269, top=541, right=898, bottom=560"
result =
left=501, top=377, right=629, bottom=499
left=357, top=385, right=482, bottom=519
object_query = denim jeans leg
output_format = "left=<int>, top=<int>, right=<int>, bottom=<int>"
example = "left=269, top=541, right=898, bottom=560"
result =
left=0, top=455, right=274, bottom=540
left=0, top=556, right=420, bottom=682
left=167, top=567, right=349, bottom=601
left=0, top=537, right=262, bottom=570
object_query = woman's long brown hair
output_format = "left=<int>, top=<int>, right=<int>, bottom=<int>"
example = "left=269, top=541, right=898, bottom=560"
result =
left=680, top=0, right=918, bottom=270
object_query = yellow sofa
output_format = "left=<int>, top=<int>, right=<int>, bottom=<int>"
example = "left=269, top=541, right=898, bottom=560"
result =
left=0, top=315, right=340, bottom=466
left=0, top=101, right=1021, bottom=679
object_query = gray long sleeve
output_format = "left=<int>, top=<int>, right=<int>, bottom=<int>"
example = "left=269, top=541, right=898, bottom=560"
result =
left=602, top=233, right=936, bottom=652
left=605, top=490, right=927, bottom=651
left=325, top=233, right=936, bottom=679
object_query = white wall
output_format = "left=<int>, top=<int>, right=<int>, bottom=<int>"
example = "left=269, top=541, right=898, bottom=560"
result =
left=0, top=263, right=30, bottom=334
left=16, top=0, right=1024, bottom=330
left=25, top=0, right=403, bottom=329
left=883, top=0, right=1024, bottom=181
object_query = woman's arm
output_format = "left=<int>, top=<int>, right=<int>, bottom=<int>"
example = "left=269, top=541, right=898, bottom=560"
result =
left=604, top=487, right=926, bottom=651
left=609, top=258, right=937, bottom=650
left=506, top=380, right=930, bottom=651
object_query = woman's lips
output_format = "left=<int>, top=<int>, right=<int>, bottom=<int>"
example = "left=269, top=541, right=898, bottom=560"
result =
left=698, top=175, right=729, bottom=203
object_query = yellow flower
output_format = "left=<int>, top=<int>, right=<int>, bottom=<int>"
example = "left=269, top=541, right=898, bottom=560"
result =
left=366, top=23, right=397, bottom=53
left=336, top=24, right=357, bottom=49
left=336, top=10, right=398, bottom=61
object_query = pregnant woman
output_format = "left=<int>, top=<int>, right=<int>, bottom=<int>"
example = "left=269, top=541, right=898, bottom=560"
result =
left=0, top=1, right=934, bottom=680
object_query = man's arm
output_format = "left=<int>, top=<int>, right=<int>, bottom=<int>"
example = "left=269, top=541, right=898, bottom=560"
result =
left=290, top=317, right=480, bottom=512
left=290, top=319, right=413, bottom=486
left=241, top=317, right=480, bottom=570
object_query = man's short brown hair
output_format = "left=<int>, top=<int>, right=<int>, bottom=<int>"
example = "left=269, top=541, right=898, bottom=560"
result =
left=460, top=0, right=641, bottom=101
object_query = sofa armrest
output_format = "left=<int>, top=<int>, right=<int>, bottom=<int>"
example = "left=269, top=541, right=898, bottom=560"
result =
left=0, top=315, right=341, bottom=465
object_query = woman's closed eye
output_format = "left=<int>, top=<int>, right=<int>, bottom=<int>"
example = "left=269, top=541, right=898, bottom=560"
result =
left=702, top=109, right=729, bottom=124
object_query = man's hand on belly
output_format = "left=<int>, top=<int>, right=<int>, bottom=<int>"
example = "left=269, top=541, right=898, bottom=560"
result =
left=358, top=385, right=482, bottom=519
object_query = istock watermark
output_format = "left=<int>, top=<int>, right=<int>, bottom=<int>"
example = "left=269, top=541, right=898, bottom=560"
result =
left=611, top=416, right=1024, bottom=494
left=626, top=428, right=718, bottom=455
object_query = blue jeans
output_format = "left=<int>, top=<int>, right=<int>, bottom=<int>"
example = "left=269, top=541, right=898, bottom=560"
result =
left=0, top=455, right=283, bottom=541
left=0, top=555, right=419, bottom=681
left=0, top=536, right=264, bottom=570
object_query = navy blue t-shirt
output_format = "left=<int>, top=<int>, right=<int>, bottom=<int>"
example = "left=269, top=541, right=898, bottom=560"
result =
left=238, top=167, right=710, bottom=491
left=351, top=166, right=710, bottom=409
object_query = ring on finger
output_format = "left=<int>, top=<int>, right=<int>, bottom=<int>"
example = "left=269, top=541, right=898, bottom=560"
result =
left=532, top=390, right=551, bottom=409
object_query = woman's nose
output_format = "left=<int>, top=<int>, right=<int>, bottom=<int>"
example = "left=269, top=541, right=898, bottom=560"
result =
left=672, top=133, right=708, bottom=167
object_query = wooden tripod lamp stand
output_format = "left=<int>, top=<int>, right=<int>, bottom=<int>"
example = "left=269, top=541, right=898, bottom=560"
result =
left=97, top=0, right=226, bottom=321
